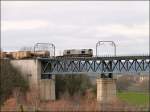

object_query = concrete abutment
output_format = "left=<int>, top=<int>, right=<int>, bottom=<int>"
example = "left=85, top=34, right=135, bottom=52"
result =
left=10, top=59, right=56, bottom=101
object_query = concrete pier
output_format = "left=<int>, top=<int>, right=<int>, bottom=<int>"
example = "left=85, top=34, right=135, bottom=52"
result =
left=39, top=76, right=56, bottom=101
left=97, top=78, right=116, bottom=103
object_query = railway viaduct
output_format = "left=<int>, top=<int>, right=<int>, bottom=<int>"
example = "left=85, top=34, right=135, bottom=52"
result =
left=10, top=55, right=150, bottom=103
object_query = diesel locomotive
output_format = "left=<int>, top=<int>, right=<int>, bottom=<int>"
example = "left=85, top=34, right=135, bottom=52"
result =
left=63, top=49, right=93, bottom=57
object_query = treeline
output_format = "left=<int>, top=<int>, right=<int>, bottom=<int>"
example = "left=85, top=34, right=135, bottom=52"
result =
left=0, top=60, right=28, bottom=105
left=55, top=74, right=94, bottom=99
left=116, top=75, right=149, bottom=92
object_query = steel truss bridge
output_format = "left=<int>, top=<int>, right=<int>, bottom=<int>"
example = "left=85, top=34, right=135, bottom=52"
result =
left=39, top=55, right=150, bottom=78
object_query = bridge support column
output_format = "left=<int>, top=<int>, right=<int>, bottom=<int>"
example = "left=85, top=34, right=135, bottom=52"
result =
left=97, top=78, right=116, bottom=103
left=39, top=75, right=55, bottom=101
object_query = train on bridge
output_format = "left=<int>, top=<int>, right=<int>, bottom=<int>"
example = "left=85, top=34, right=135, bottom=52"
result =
left=0, top=50, right=50, bottom=59
left=0, top=49, right=93, bottom=59
left=62, top=49, right=93, bottom=57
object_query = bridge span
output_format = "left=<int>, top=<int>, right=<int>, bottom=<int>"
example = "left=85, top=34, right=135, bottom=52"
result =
left=9, top=55, right=149, bottom=102
left=38, top=55, right=149, bottom=102
left=39, top=55, right=149, bottom=76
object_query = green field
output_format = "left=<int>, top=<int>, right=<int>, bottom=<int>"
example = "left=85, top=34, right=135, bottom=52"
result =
left=117, top=91, right=149, bottom=107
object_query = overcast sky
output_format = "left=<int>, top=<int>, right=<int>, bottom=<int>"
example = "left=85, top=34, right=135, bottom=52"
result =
left=1, top=1, right=149, bottom=56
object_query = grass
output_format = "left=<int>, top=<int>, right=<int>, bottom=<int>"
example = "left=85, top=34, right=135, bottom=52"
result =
left=117, top=91, right=149, bottom=107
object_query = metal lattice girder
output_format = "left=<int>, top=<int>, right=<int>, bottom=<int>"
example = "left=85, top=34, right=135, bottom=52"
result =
left=39, top=56, right=150, bottom=75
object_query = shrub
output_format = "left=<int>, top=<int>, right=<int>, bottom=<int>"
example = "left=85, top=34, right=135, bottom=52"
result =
left=91, top=84, right=97, bottom=96
left=0, top=59, right=28, bottom=105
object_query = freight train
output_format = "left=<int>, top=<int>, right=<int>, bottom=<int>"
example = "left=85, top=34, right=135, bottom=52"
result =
left=0, top=49, right=93, bottom=59
left=0, top=50, right=50, bottom=59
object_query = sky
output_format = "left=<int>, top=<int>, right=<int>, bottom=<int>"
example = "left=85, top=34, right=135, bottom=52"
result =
left=1, top=1, right=149, bottom=56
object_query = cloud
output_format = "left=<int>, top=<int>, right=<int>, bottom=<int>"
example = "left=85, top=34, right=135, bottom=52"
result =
left=96, top=23, right=149, bottom=38
left=1, top=1, right=149, bottom=55
left=1, top=20, right=49, bottom=31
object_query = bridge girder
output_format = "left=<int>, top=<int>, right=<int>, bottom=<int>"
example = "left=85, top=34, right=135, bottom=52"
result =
left=39, top=56, right=150, bottom=77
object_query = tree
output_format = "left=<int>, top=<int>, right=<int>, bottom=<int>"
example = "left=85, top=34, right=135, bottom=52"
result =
left=116, top=75, right=135, bottom=91
left=0, top=60, right=28, bottom=105
left=55, top=74, right=92, bottom=99
left=138, top=79, right=149, bottom=92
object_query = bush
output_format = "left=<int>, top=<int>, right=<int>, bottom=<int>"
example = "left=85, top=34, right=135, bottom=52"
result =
left=55, top=74, right=92, bottom=99
left=0, top=59, right=28, bottom=105
left=91, top=84, right=97, bottom=96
